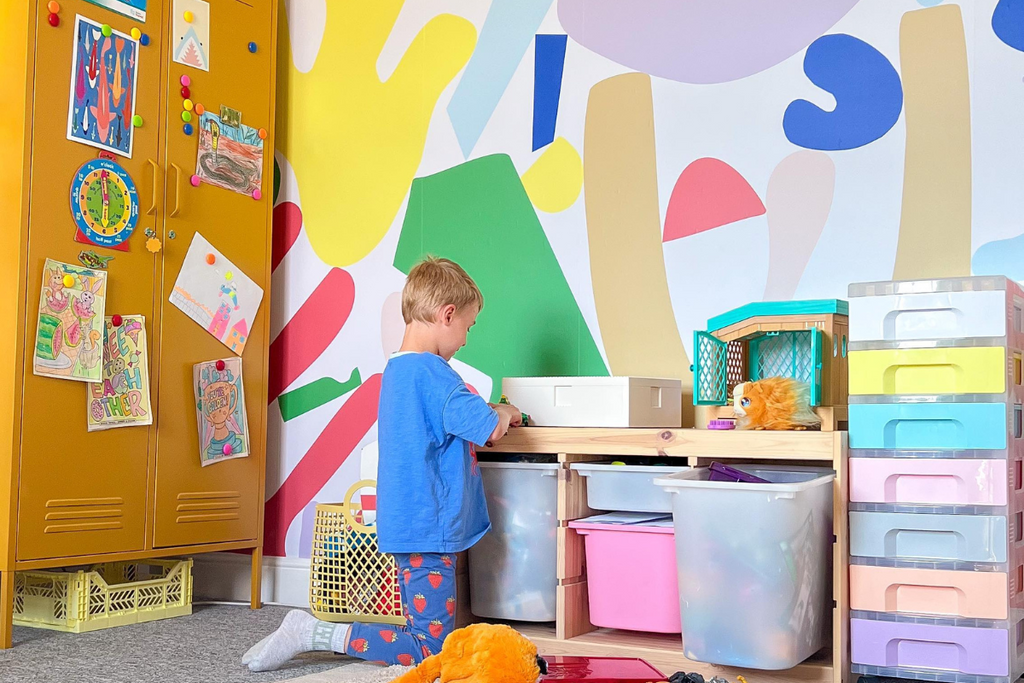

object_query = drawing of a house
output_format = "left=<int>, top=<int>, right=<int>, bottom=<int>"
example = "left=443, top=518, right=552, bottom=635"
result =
left=227, top=318, right=249, bottom=352
left=207, top=301, right=231, bottom=339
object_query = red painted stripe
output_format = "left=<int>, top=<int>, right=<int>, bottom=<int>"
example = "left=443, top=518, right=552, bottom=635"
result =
left=271, top=202, right=303, bottom=272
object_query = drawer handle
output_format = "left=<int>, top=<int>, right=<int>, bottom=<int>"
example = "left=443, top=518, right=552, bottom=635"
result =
left=883, top=582, right=966, bottom=614
left=883, top=528, right=966, bottom=560
left=884, top=473, right=967, bottom=505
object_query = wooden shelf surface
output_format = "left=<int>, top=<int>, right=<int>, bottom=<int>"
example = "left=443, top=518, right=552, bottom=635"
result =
left=482, top=427, right=842, bottom=461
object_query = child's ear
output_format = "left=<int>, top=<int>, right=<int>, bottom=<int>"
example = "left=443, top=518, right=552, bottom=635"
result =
left=440, top=304, right=456, bottom=325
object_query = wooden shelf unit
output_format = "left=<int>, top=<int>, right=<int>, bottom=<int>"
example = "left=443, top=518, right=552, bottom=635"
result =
left=480, top=427, right=850, bottom=683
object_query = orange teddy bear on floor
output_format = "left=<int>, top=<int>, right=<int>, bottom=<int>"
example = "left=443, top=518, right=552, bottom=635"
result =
left=389, top=623, right=546, bottom=683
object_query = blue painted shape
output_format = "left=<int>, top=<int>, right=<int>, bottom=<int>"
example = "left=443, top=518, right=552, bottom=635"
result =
left=993, top=0, right=1024, bottom=52
left=707, top=299, right=848, bottom=332
left=447, top=0, right=554, bottom=158
left=533, top=34, right=567, bottom=151
left=783, top=34, right=903, bottom=151
left=918, top=0, right=944, bottom=5
left=973, top=233, right=1024, bottom=281
left=849, top=402, right=1008, bottom=450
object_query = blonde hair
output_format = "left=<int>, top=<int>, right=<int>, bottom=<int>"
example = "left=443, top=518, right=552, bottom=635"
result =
left=402, top=256, right=483, bottom=324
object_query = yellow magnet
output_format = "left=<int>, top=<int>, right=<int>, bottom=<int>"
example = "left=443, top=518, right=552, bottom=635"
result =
left=62, top=274, right=74, bottom=288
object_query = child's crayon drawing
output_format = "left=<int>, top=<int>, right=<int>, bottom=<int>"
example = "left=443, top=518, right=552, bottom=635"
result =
left=87, top=315, right=152, bottom=430
left=195, top=111, right=264, bottom=196
left=195, top=357, right=249, bottom=466
left=34, top=259, right=107, bottom=383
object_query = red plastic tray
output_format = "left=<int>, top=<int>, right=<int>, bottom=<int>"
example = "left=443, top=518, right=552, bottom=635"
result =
left=540, top=656, right=666, bottom=683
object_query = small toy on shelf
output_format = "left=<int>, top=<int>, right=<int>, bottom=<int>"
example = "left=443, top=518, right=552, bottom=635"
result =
left=499, top=394, right=529, bottom=426
left=732, top=377, right=821, bottom=431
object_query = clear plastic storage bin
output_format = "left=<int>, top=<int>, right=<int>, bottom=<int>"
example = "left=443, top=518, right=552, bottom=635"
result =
left=655, top=465, right=834, bottom=670
left=570, top=463, right=689, bottom=513
left=469, top=462, right=558, bottom=621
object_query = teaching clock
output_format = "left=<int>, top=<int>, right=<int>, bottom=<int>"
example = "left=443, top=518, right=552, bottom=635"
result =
left=70, top=158, right=139, bottom=249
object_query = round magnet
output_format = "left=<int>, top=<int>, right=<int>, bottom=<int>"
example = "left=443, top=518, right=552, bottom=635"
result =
left=111, top=314, right=122, bottom=327
left=130, top=27, right=141, bottom=40
left=180, top=85, right=190, bottom=99
left=215, top=359, right=226, bottom=371
left=190, top=174, right=201, bottom=187
left=47, top=1, right=59, bottom=12
left=140, top=33, right=150, bottom=46
left=183, top=9, right=193, bottom=22
left=62, top=274, right=74, bottom=288
left=183, top=123, right=193, bottom=135
left=182, top=98, right=193, bottom=111
left=132, top=114, right=143, bottom=127
left=252, top=188, right=262, bottom=200
left=258, top=128, right=267, bottom=140
left=222, top=443, right=233, bottom=456
left=47, top=12, right=59, bottom=26
left=179, top=74, right=191, bottom=87
left=225, top=272, right=233, bottom=281
left=248, top=41, right=257, bottom=53
left=205, top=253, right=216, bottom=265
left=194, top=103, right=204, bottom=115
left=101, top=24, right=111, bottom=36
left=181, top=111, right=192, bottom=123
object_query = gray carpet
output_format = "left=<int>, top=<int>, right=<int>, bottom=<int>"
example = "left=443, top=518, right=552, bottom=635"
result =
left=0, top=604, right=357, bottom=683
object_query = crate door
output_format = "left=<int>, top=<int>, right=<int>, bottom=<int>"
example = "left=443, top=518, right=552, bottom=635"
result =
left=152, top=0, right=274, bottom=548
left=810, top=328, right=823, bottom=407
left=693, top=332, right=728, bottom=405
left=17, top=0, right=166, bottom=560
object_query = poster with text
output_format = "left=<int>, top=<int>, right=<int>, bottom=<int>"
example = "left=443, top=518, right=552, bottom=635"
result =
left=195, top=357, right=249, bottom=466
left=85, top=0, right=146, bottom=22
left=34, top=259, right=107, bottom=382
left=87, top=315, right=152, bottom=430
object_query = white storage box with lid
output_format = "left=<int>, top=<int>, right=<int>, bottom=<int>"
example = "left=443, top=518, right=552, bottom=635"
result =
left=469, top=461, right=558, bottom=621
left=570, top=462, right=689, bottom=513
left=655, top=464, right=835, bottom=670
left=501, top=376, right=682, bottom=428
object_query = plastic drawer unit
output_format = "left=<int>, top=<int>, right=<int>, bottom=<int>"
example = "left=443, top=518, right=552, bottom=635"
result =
left=849, top=402, right=1009, bottom=451
left=850, top=510, right=1009, bottom=563
left=850, top=562, right=1009, bottom=619
left=850, top=457, right=1009, bottom=507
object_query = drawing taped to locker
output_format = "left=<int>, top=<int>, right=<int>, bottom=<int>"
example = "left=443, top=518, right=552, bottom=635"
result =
left=169, top=233, right=263, bottom=354
left=195, top=357, right=248, bottom=466
left=34, top=259, right=107, bottom=382
left=87, top=315, right=152, bottom=430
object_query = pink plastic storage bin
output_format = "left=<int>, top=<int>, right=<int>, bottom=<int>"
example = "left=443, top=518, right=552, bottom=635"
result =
left=850, top=457, right=1008, bottom=506
left=851, top=564, right=1008, bottom=619
left=568, top=521, right=680, bottom=633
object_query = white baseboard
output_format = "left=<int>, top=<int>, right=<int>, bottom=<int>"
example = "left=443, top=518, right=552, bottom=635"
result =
left=192, top=553, right=311, bottom=608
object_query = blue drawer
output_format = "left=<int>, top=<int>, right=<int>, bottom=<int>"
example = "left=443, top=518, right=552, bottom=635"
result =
left=850, top=511, right=1008, bottom=563
left=849, top=402, right=1008, bottom=450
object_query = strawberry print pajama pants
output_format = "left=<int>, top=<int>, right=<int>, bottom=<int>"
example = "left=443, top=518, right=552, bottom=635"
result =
left=345, top=552, right=457, bottom=666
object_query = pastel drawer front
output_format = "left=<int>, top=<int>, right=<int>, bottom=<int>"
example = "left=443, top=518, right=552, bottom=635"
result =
left=851, top=618, right=1009, bottom=677
left=851, top=564, right=1008, bottom=619
left=849, top=347, right=1006, bottom=396
left=850, top=458, right=1008, bottom=506
left=849, top=403, right=1008, bottom=450
left=850, top=511, right=1008, bottom=563
left=850, top=290, right=1007, bottom=342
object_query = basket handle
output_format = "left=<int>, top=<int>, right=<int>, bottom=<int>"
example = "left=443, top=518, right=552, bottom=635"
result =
left=341, top=479, right=377, bottom=535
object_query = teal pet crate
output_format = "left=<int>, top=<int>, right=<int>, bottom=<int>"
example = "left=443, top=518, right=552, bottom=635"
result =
left=692, top=300, right=850, bottom=430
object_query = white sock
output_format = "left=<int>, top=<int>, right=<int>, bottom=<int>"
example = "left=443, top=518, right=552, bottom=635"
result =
left=245, top=610, right=350, bottom=672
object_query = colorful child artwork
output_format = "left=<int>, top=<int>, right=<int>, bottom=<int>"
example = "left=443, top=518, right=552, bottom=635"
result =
left=87, top=315, right=152, bottom=431
left=172, top=0, right=210, bottom=71
left=195, top=357, right=249, bottom=466
left=84, top=0, right=146, bottom=22
left=70, top=157, right=139, bottom=251
left=34, top=259, right=108, bottom=383
left=195, top=111, right=264, bottom=195
left=66, top=15, right=140, bottom=158
left=169, top=233, right=264, bottom=355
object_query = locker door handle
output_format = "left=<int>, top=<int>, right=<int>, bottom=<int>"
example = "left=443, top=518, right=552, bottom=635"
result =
left=170, top=163, right=183, bottom=218
left=147, top=159, right=159, bottom=215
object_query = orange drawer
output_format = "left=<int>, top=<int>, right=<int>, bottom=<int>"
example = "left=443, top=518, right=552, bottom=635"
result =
left=850, top=564, right=1008, bottom=619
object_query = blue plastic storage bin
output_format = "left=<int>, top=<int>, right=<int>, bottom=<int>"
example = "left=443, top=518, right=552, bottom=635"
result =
left=850, top=511, right=1008, bottom=563
left=849, top=402, right=1008, bottom=450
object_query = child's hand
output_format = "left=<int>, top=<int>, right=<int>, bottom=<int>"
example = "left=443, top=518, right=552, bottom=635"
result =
left=486, top=404, right=521, bottom=444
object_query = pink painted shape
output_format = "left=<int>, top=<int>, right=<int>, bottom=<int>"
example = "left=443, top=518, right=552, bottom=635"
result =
left=663, top=158, right=765, bottom=242
left=557, top=0, right=860, bottom=84
left=763, top=150, right=835, bottom=300
left=272, top=202, right=303, bottom=272
left=263, top=373, right=382, bottom=557
left=268, top=268, right=354, bottom=402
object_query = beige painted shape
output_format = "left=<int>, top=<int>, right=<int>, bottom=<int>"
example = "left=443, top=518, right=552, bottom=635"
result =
left=894, top=4, right=972, bottom=280
left=583, top=73, right=692, bottom=414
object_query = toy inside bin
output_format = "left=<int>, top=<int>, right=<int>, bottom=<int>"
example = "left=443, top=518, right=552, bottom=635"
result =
left=308, top=480, right=405, bottom=625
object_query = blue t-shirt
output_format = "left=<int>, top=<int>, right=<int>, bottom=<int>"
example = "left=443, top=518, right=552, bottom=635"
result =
left=376, top=352, right=499, bottom=554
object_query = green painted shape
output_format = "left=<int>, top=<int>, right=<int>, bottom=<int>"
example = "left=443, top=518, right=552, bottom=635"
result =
left=394, top=154, right=607, bottom=401
left=707, top=299, right=849, bottom=332
left=278, top=368, right=361, bottom=421
left=273, top=157, right=281, bottom=204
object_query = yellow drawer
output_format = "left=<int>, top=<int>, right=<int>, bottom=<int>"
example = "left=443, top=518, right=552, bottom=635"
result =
left=849, top=346, right=1006, bottom=395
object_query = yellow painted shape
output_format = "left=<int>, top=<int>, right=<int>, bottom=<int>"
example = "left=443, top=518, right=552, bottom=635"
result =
left=521, top=137, right=583, bottom=213
left=893, top=5, right=971, bottom=280
left=849, top=346, right=1006, bottom=395
left=276, top=4, right=476, bottom=267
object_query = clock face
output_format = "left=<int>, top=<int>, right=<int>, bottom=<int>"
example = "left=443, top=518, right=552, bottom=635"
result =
left=70, top=158, right=139, bottom=248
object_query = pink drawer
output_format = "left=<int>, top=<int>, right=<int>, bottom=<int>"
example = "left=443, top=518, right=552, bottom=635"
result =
left=851, top=564, right=1008, bottom=619
left=850, top=458, right=1008, bottom=506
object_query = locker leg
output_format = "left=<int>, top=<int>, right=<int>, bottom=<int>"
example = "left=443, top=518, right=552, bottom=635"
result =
left=250, top=547, right=263, bottom=609
left=0, top=570, right=13, bottom=649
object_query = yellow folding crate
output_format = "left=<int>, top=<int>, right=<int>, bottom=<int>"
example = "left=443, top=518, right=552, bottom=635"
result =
left=309, top=480, right=405, bottom=625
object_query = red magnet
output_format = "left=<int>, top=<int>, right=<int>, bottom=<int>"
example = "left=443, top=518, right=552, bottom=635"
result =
left=180, top=85, right=191, bottom=99
left=205, top=253, right=216, bottom=265
left=47, top=12, right=59, bottom=26
left=215, top=360, right=226, bottom=371
left=111, top=314, right=123, bottom=327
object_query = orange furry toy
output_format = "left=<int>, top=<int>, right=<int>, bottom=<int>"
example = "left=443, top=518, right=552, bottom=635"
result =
left=732, top=377, right=821, bottom=431
left=390, top=623, right=546, bottom=683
